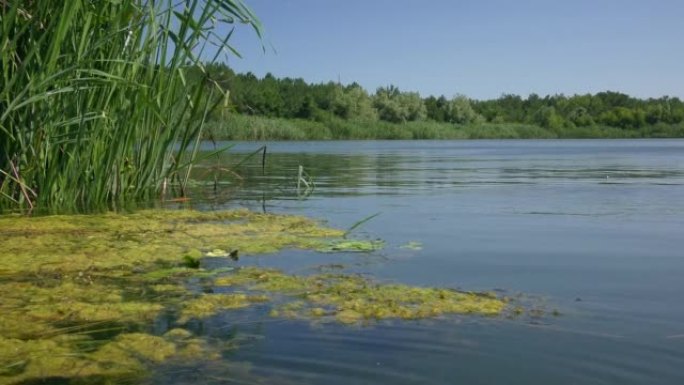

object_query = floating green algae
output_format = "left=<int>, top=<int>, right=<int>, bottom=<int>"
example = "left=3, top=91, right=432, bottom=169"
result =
left=214, top=267, right=506, bottom=324
left=0, top=209, right=345, bottom=385
left=317, top=239, right=385, bottom=252
left=0, top=208, right=512, bottom=384
left=178, top=293, right=269, bottom=323
left=0, top=280, right=163, bottom=341
left=0, top=209, right=344, bottom=278
left=0, top=331, right=218, bottom=385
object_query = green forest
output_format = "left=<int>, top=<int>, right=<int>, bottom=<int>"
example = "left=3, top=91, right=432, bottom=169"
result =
left=196, top=63, right=684, bottom=140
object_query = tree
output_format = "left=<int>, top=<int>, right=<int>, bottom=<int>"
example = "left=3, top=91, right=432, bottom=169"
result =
left=446, top=95, right=483, bottom=124
left=533, top=106, right=564, bottom=130
left=330, top=84, right=377, bottom=120
left=373, top=87, right=426, bottom=123
left=567, top=107, right=595, bottom=127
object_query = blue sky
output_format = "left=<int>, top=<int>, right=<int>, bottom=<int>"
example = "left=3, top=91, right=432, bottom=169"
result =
left=212, top=0, right=684, bottom=100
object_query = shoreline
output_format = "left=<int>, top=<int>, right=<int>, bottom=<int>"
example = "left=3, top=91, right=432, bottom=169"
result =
left=204, top=114, right=684, bottom=141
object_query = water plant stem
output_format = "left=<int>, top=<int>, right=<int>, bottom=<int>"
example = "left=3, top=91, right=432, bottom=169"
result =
left=0, top=0, right=261, bottom=212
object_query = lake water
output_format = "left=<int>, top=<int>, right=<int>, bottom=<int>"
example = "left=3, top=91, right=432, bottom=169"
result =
left=171, top=139, right=684, bottom=384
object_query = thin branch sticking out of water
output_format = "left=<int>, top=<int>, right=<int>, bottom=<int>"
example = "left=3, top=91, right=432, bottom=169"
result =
left=297, top=165, right=315, bottom=199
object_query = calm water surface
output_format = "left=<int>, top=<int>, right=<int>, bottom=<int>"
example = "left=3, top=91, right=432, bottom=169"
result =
left=168, top=140, right=684, bottom=385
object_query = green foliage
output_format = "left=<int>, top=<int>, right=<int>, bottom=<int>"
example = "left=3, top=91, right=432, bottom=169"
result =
left=331, top=84, right=378, bottom=121
left=446, top=95, right=484, bottom=124
left=0, top=0, right=260, bottom=211
left=373, top=86, right=427, bottom=123
left=205, top=114, right=333, bottom=140
left=533, top=106, right=564, bottom=130
left=472, top=92, right=684, bottom=130
left=196, top=67, right=683, bottom=140
left=426, top=95, right=483, bottom=124
left=204, top=113, right=684, bottom=141
left=567, top=107, right=595, bottom=127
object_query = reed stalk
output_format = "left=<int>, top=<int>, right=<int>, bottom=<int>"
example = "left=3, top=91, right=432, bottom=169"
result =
left=0, top=0, right=260, bottom=212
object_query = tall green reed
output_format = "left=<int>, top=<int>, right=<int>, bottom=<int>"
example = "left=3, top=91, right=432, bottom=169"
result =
left=0, top=0, right=260, bottom=212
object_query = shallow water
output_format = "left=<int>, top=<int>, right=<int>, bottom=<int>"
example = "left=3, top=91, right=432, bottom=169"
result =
left=173, top=139, right=684, bottom=384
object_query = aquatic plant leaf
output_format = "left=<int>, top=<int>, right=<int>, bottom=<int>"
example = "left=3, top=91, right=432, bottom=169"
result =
left=317, top=239, right=384, bottom=253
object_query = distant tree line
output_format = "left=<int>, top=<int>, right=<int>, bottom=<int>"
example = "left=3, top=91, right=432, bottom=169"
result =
left=196, top=63, right=684, bottom=131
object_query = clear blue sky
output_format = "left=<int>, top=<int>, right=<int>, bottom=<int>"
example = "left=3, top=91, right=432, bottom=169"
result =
left=213, top=0, right=684, bottom=100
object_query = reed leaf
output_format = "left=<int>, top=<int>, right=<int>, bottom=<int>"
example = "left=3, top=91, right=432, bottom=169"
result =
left=0, top=0, right=261, bottom=212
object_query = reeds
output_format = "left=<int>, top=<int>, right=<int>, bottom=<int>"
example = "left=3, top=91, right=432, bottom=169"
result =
left=0, top=0, right=260, bottom=211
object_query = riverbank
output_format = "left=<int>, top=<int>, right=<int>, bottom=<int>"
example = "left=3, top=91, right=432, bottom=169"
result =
left=204, top=114, right=684, bottom=141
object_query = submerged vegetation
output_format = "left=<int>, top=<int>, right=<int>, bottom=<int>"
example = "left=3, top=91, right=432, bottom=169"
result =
left=0, top=208, right=510, bottom=384
left=0, top=0, right=260, bottom=211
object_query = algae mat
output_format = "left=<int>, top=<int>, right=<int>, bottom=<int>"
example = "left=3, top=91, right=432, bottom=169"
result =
left=0, top=209, right=506, bottom=384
